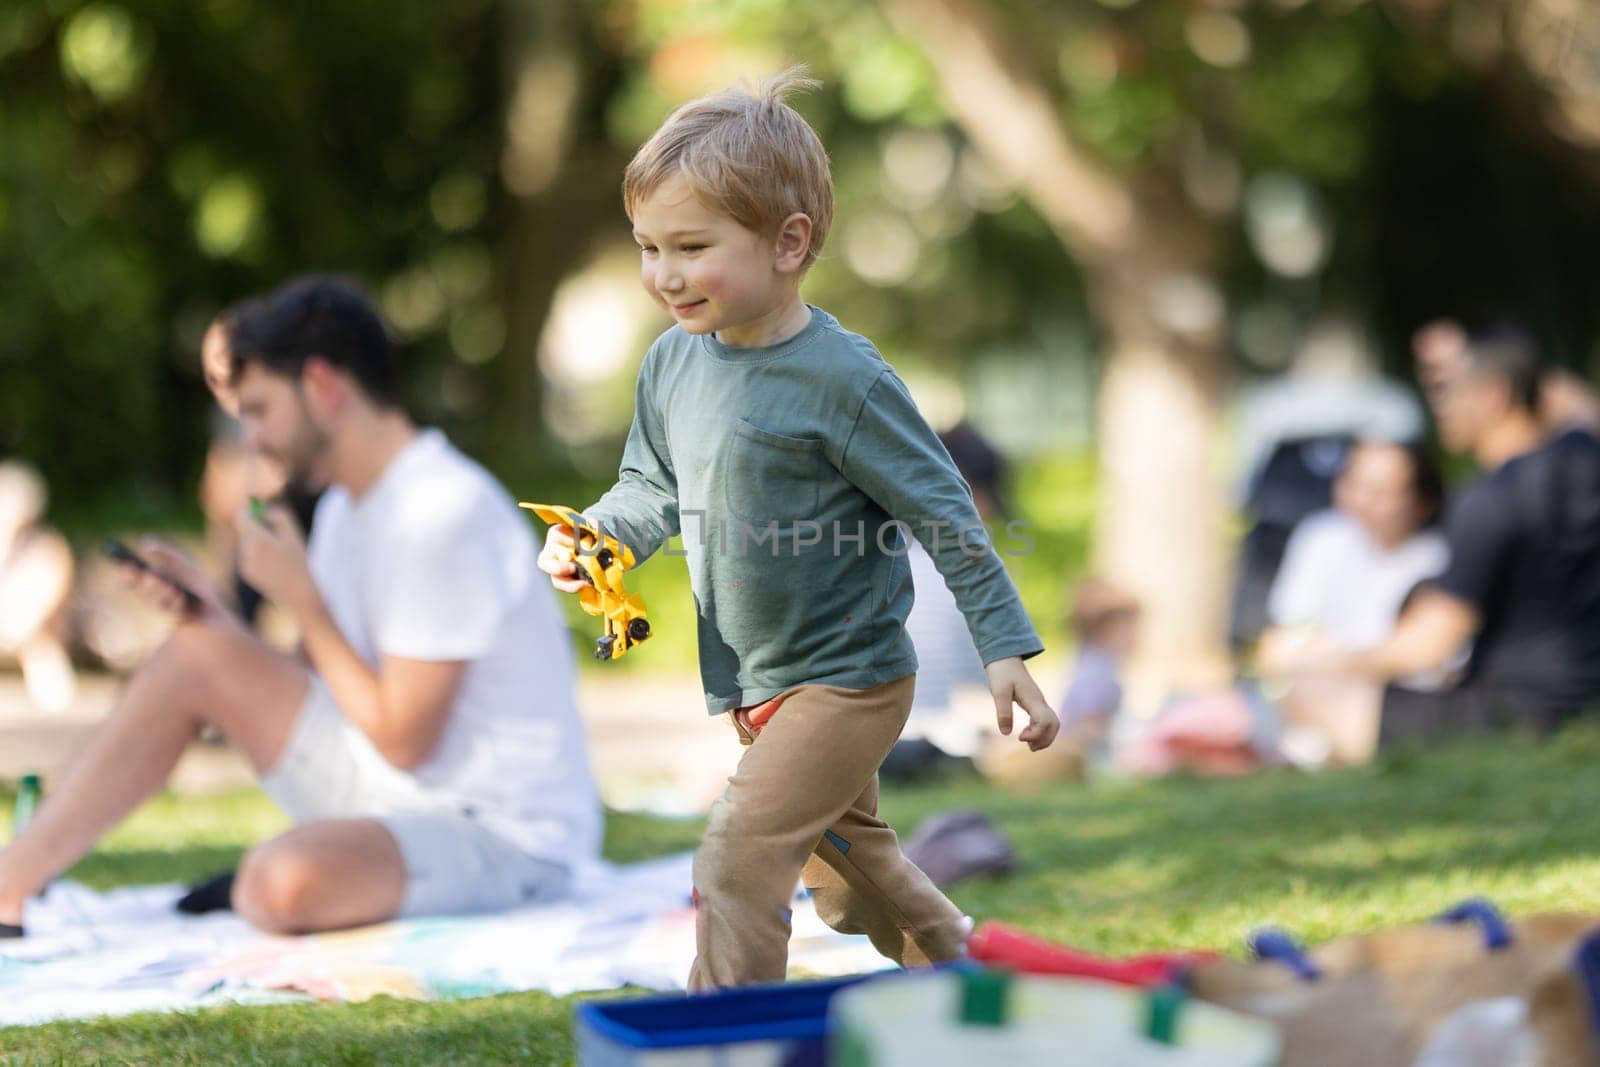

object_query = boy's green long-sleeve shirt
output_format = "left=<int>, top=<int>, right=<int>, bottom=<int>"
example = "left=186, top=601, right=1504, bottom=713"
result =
left=585, top=307, right=1042, bottom=713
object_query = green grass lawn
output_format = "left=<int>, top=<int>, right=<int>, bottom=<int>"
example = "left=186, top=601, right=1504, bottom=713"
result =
left=5, top=726, right=1600, bottom=1063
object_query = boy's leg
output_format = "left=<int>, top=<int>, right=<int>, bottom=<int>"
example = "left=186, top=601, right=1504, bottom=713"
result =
left=688, top=676, right=962, bottom=989
left=802, top=774, right=969, bottom=967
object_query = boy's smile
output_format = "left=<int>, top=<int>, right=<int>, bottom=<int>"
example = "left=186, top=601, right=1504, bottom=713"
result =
left=632, top=174, right=812, bottom=348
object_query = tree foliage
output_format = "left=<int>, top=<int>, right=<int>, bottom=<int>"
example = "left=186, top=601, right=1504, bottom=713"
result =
left=1, top=0, right=512, bottom=509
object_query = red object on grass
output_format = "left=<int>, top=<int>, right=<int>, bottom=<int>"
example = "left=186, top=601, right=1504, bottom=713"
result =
left=967, top=921, right=1219, bottom=987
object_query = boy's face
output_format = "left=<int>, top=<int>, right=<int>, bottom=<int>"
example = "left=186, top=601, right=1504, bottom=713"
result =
left=632, top=174, right=803, bottom=347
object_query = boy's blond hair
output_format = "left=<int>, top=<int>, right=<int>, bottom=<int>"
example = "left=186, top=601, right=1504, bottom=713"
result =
left=623, top=67, right=833, bottom=267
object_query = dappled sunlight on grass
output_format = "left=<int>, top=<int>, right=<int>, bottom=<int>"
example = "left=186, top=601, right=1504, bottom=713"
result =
left=877, top=723, right=1600, bottom=953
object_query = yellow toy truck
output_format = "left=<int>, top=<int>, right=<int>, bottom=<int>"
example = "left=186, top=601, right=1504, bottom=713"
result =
left=519, top=502, right=652, bottom=661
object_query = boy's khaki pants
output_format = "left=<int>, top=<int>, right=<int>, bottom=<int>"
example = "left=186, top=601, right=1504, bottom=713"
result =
left=687, top=675, right=970, bottom=990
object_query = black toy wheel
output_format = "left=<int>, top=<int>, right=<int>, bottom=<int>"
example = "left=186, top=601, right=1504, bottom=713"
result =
left=627, top=618, right=652, bottom=641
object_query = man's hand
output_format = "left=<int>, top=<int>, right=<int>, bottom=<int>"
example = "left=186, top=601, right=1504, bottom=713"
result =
left=985, top=656, right=1060, bottom=751
left=538, top=524, right=586, bottom=594
left=113, top=539, right=229, bottom=621
left=236, top=504, right=317, bottom=616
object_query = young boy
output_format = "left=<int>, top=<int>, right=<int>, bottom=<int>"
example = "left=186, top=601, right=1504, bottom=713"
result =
left=538, top=70, right=1059, bottom=990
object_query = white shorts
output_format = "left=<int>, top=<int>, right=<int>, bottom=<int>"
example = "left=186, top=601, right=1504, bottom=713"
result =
left=260, top=678, right=570, bottom=917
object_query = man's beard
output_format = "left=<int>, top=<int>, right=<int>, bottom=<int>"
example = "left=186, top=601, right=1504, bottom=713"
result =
left=277, top=397, right=333, bottom=495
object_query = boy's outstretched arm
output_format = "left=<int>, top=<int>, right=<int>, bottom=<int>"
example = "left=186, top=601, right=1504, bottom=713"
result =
left=985, top=656, right=1060, bottom=750
left=565, top=347, right=681, bottom=580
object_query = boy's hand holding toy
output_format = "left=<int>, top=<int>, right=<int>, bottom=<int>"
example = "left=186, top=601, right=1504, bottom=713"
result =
left=526, top=502, right=652, bottom=661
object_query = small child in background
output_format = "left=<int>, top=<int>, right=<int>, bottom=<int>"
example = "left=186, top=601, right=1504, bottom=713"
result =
left=539, top=70, right=1058, bottom=990
left=1059, top=577, right=1139, bottom=758
left=0, top=462, right=76, bottom=713
left=978, top=576, right=1138, bottom=788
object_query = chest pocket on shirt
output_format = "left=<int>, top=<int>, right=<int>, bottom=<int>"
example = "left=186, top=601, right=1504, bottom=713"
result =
left=725, top=419, right=823, bottom=526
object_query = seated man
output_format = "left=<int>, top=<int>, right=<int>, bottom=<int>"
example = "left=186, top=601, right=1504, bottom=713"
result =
left=1266, top=328, right=1600, bottom=742
left=0, top=276, right=600, bottom=937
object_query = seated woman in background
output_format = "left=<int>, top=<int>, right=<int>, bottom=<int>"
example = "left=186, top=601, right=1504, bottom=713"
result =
left=1126, top=440, right=1452, bottom=777
left=1257, top=439, right=1453, bottom=765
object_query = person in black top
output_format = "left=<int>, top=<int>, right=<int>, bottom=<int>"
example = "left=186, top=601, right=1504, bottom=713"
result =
left=1263, top=328, right=1600, bottom=742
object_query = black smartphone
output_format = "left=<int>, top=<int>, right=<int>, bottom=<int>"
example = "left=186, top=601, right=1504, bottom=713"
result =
left=102, top=539, right=205, bottom=614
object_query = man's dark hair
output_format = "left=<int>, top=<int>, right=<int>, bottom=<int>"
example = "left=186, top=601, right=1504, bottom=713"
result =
left=1466, top=323, right=1542, bottom=413
left=227, top=275, right=398, bottom=406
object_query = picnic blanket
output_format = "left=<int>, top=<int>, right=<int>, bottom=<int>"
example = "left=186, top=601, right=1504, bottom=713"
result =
left=0, top=852, right=892, bottom=1029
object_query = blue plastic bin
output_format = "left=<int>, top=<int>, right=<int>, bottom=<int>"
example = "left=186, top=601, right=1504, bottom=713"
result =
left=575, top=973, right=879, bottom=1067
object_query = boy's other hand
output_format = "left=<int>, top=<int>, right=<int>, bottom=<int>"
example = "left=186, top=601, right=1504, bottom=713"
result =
left=538, top=525, right=586, bottom=594
left=985, top=656, right=1060, bottom=751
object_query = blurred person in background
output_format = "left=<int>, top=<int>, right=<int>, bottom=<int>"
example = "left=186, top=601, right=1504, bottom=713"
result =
left=1057, top=577, right=1139, bottom=759
left=1412, top=319, right=1472, bottom=410
left=1127, top=441, right=1450, bottom=775
left=1256, top=440, right=1452, bottom=766
left=198, top=308, right=321, bottom=630
left=1539, top=367, right=1600, bottom=433
left=976, top=578, right=1139, bottom=788
left=1230, top=322, right=1425, bottom=647
left=1415, top=317, right=1600, bottom=435
left=0, top=462, right=76, bottom=713
left=887, top=422, right=1009, bottom=776
left=1270, top=327, right=1600, bottom=742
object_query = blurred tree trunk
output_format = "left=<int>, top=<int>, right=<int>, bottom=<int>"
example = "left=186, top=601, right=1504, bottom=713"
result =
left=489, top=0, right=627, bottom=466
left=881, top=0, right=1233, bottom=692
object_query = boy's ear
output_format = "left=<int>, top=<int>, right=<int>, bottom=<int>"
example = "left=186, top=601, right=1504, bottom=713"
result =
left=773, top=212, right=813, bottom=273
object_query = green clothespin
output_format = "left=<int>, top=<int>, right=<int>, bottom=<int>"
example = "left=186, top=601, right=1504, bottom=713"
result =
left=249, top=497, right=268, bottom=525
left=1145, top=983, right=1186, bottom=1045
left=959, top=968, right=1012, bottom=1027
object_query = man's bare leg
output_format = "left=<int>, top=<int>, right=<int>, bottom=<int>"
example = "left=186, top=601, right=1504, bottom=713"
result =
left=0, top=617, right=309, bottom=925
left=233, top=819, right=407, bottom=934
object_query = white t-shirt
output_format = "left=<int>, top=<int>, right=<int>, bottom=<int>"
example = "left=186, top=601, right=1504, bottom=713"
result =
left=307, top=429, right=600, bottom=866
left=1267, top=509, right=1450, bottom=650
left=900, top=541, right=990, bottom=756
left=904, top=541, right=988, bottom=712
